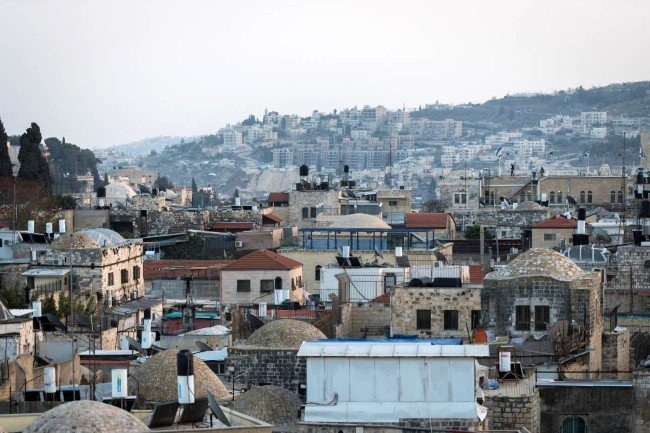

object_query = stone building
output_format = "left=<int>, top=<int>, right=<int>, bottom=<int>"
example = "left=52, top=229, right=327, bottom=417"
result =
left=220, top=249, right=304, bottom=307
left=390, top=265, right=484, bottom=338
left=530, top=215, right=578, bottom=249
left=226, top=319, right=325, bottom=391
left=37, top=229, right=144, bottom=303
left=483, top=248, right=603, bottom=371
left=286, top=188, right=340, bottom=228
left=404, top=212, right=456, bottom=239
left=449, top=204, right=550, bottom=239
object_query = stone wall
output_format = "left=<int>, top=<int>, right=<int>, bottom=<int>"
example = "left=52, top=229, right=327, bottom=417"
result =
left=484, top=393, right=540, bottom=433
left=539, top=384, right=634, bottom=433
left=287, top=190, right=340, bottom=228
left=336, top=303, right=390, bottom=338
left=226, top=347, right=305, bottom=392
left=633, top=369, right=650, bottom=433
left=602, top=331, right=630, bottom=372
left=607, top=245, right=650, bottom=313
left=391, top=286, right=481, bottom=337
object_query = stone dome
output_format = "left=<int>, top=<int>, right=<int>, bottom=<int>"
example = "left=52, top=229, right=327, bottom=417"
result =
left=131, top=349, right=230, bottom=403
left=233, top=385, right=301, bottom=425
left=515, top=201, right=543, bottom=211
left=246, top=319, right=326, bottom=349
left=50, top=232, right=100, bottom=250
left=23, top=400, right=149, bottom=433
left=329, top=213, right=391, bottom=229
left=485, top=248, right=587, bottom=282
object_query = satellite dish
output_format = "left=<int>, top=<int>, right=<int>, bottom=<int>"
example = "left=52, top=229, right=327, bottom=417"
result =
left=125, top=336, right=142, bottom=352
left=138, top=184, right=151, bottom=194
left=566, top=195, right=577, bottom=205
left=433, top=251, right=448, bottom=263
left=44, top=313, right=66, bottom=332
left=479, top=198, right=486, bottom=207
left=374, top=247, right=384, bottom=260
left=246, top=313, right=265, bottom=330
left=592, top=228, right=612, bottom=244
left=196, top=341, right=215, bottom=352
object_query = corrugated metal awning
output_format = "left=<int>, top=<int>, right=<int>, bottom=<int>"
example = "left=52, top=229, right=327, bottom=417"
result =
left=298, top=341, right=489, bottom=358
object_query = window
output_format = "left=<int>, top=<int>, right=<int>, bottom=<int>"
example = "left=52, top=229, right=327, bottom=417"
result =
left=310, top=207, right=317, bottom=218
left=260, top=280, right=274, bottom=293
left=120, top=269, right=129, bottom=284
left=315, top=265, right=322, bottom=281
left=108, top=273, right=114, bottom=286
left=133, top=266, right=141, bottom=280
left=611, top=191, right=616, bottom=203
left=384, top=273, right=397, bottom=291
left=471, top=310, right=482, bottom=330
left=544, top=233, right=557, bottom=241
left=520, top=193, right=526, bottom=202
left=237, top=280, right=251, bottom=292
left=515, top=305, right=531, bottom=331
left=618, top=191, right=623, bottom=203
left=587, top=191, right=593, bottom=204
left=302, top=207, right=309, bottom=218
left=535, top=305, right=550, bottom=331
left=557, top=192, right=563, bottom=204
left=416, top=310, right=431, bottom=330
left=561, top=417, right=586, bottom=433
left=454, top=193, right=467, bottom=205
left=443, top=310, right=459, bottom=330
left=579, top=191, right=585, bottom=204
left=389, top=200, right=398, bottom=207
left=549, top=191, right=555, bottom=204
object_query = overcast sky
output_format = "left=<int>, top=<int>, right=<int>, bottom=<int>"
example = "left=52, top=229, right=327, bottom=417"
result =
left=1, top=0, right=648, bottom=148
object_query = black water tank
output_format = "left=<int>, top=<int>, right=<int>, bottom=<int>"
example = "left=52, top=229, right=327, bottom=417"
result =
left=177, top=349, right=194, bottom=376
left=143, top=308, right=151, bottom=320
left=572, top=234, right=590, bottom=246
left=274, top=276, right=283, bottom=291
left=433, top=277, right=462, bottom=288
left=409, top=277, right=432, bottom=287
left=152, top=187, right=158, bottom=196
left=97, top=187, right=106, bottom=198
left=639, top=201, right=650, bottom=218
left=577, top=208, right=586, bottom=220
left=344, top=165, right=349, bottom=173
left=299, top=165, right=309, bottom=177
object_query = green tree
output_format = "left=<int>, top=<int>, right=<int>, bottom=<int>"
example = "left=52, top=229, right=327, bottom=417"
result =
left=55, top=195, right=77, bottom=209
left=464, top=225, right=495, bottom=240
left=155, top=175, right=174, bottom=190
left=0, top=117, right=13, bottom=177
left=18, top=123, right=52, bottom=193
left=42, top=295, right=57, bottom=316
left=0, top=281, right=26, bottom=308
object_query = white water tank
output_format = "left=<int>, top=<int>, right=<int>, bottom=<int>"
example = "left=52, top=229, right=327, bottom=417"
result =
left=177, top=350, right=195, bottom=404
left=27, top=220, right=35, bottom=233
left=341, top=246, right=350, bottom=258
left=45, top=223, right=53, bottom=234
left=141, top=319, right=152, bottom=349
left=258, top=302, right=267, bottom=317
left=44, top=367, right=57, bottom=393
left=32, top=301, right=42, bottom=318
left=119, top=335, right=129, bottom=350
left=499, top=351, right=511, bottom=372
left=395, top=246, right=403, bottom=258
left=111, top=369, right=128, bottom=398
left=58, top=219, right=66, bottom=234
left=98, top=198, right=105, bottom=208
left=31, top=249, right=36, bottom=261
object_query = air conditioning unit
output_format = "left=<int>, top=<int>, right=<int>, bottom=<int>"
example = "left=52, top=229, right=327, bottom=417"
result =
left=235, top=241, right=244, bottom=248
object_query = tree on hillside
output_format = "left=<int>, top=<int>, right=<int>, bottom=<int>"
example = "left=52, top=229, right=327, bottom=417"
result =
left=155, top=175, right=174, bottom=190
left=18, top=123, right=52, bottom=193
left=0, top=118, right=13, bottom=177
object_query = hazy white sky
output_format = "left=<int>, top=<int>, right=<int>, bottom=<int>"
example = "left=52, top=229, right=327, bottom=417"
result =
left=1, top=0, right=648, bottom=148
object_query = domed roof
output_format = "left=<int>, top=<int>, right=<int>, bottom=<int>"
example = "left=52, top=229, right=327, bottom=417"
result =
left=329, top=213, right=391, bottom=229
left=105, top=182, right=137, bottom=200
left=515, top=201, right=543, bottom=211
left=23, top=400, right=148, bottom=433
left=485, top=248, right=587, bottom=282
left=246, top=319, right=326, bottom=349
left=233, top=385, right=301, bottom=425
left=77, top=228, right=126, bottom=247
left=50, top=233, right=100, bottom=250
left=131, top=349, right=229, bottom=403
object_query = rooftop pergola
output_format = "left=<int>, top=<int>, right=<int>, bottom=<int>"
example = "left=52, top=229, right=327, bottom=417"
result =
left=298, top=227, right=438, bottom=251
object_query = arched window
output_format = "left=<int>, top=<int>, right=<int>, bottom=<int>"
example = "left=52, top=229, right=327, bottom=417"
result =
left=561, top=416, right=586, bottom=433
left=315, top=265, right=322, bottom=282
left=618, top=191, right=623, bottom=203
left=587, top=191, right=593, bottom=204
left=557, top=192, right=563, bottom=204
left=549, top=191, right=555, bottom=204
left=611, top=191, right=616, bottom=203
left=579, top=191, right=586, bottom=204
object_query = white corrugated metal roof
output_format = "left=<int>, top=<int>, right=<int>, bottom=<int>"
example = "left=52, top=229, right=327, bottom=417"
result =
left=297, top=341, right=489, bottom=358
left=21, top=268, right=70, bottom=277
left=9, top=309, right=33, bottom=317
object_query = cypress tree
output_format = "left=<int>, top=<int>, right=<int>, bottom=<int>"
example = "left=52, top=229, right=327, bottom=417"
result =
left=18, top=122, right=52, bottom=193
left=0, top=117, right=12, bottom=177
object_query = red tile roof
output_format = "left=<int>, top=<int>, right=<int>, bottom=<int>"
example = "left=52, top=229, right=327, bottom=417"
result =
left=405, top=212, right=450, bottom=229
left=371, top=292, right=391, bottom=305
left=144, top=260, right=232, bottom=279
left=211, top=222, right=254, bottom=231
left=531, top=216, right=577, bottom=229
left=468, top=265, right=485, bottom=285
left=268, top=192, right=290, bottom=203
left=222, top=249, right=303, bottom=271
left=263, top=213, right=282, bottom=224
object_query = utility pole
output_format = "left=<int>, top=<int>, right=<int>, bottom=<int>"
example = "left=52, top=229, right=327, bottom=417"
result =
left=622, top=133, right=627, bottom=228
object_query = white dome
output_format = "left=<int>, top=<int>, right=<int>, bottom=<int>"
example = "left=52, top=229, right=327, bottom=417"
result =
left=329, top=213, right=391, bottom=229
left=105, top=182, right=137, bottom=201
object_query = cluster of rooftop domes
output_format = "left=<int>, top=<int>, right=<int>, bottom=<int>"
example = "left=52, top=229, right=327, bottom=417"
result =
left=246, top=319, right=326, bottom=349
left=23, top=400, right=149, bottom=433
left=131, top=349, right=229, bottom=403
